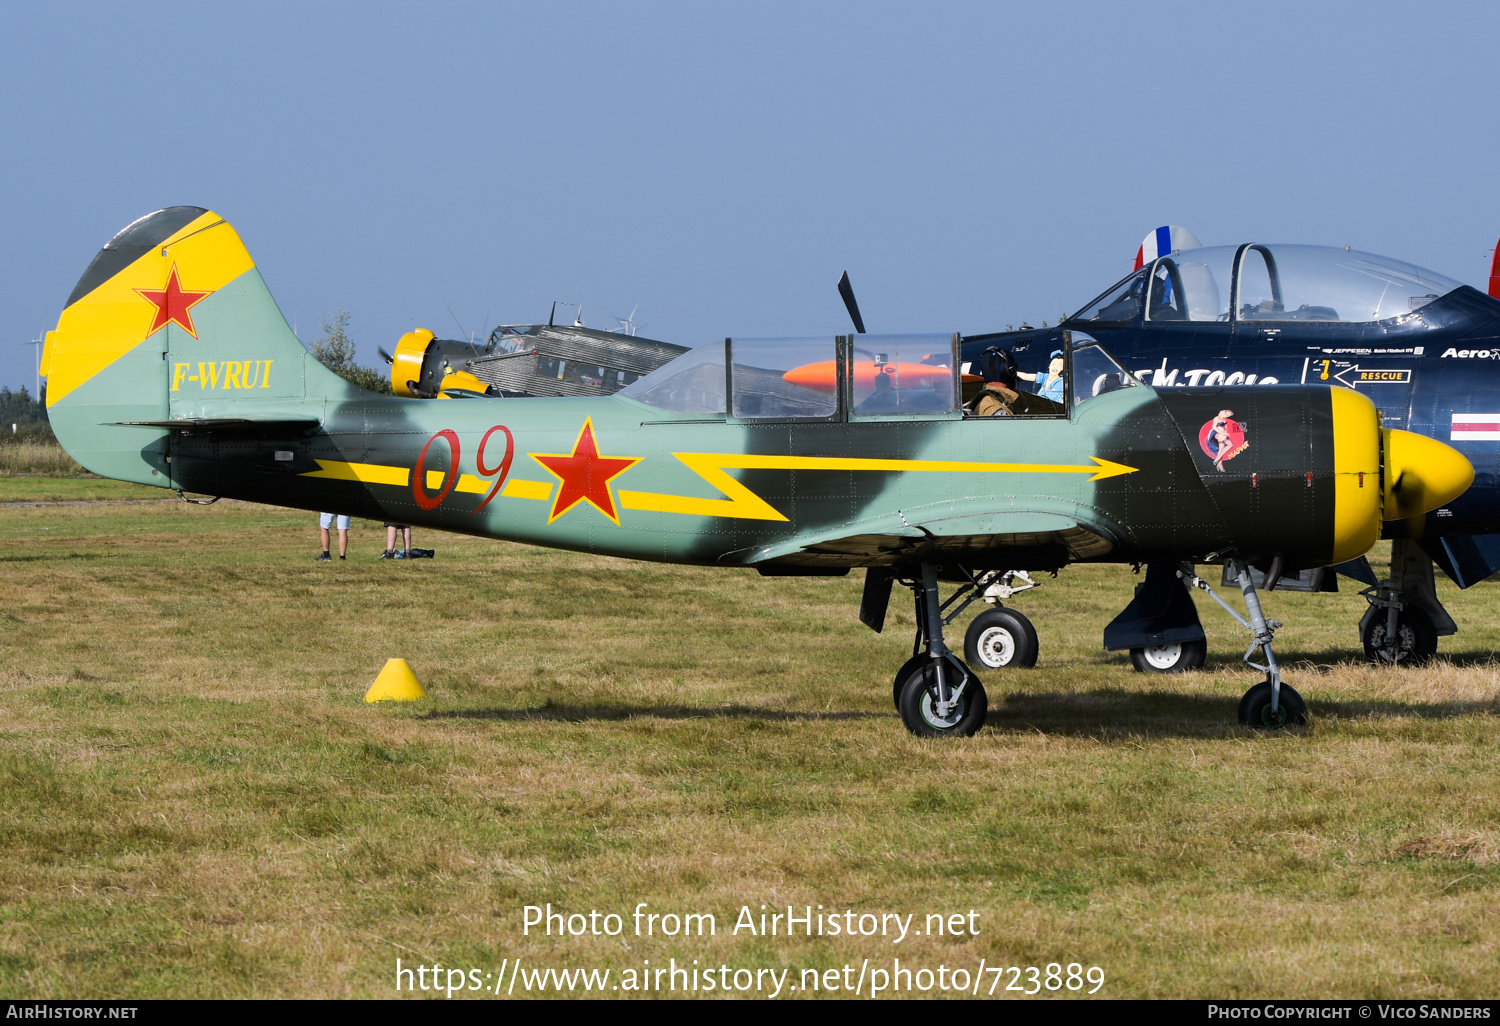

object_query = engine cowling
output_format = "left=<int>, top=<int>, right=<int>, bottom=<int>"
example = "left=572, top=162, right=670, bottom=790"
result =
left=1150, top=387, right=1471, bottom=568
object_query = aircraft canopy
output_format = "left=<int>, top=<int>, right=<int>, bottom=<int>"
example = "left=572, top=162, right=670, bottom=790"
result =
left=1076, top=244, right=1465, bottom=325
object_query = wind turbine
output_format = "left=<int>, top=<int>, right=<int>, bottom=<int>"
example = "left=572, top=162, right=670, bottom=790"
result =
left=612, top=303, right=644, bottom=337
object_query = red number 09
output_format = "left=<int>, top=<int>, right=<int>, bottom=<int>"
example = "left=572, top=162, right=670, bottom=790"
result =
left=472, top=425, right=514, bottom=515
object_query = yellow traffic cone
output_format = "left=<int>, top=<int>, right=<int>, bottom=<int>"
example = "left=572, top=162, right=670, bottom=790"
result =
left=365, top=659, right=427, bottom=703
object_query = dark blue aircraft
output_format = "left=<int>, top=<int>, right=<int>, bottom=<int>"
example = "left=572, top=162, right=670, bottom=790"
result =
left=952, top=238, right=1500, bottom=673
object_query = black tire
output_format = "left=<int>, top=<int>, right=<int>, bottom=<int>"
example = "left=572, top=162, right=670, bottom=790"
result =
left=963, top=608, right=1039, bottom=670
left=1129, top=639, right=1207, bottom=674
left=1361, top=607, right=1437, bottom=666
left=897, top=660, right=988, bottom=738
left=892, top=655, right=927, bottom=708
left=1237, top=679, right=1309, bottom=728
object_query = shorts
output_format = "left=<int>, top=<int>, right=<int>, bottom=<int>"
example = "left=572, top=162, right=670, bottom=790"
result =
left=384, top=523, right=410, bottom=530
left=319, top=513, right=351, bottom=530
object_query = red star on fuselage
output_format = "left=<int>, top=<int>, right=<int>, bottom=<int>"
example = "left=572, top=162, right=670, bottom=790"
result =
left=530, top=419, right=641, bottom=524
left=135, top=264, right=214, bottom=338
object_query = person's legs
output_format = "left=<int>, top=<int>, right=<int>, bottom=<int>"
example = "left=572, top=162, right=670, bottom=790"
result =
left=386, top=525, right=397, bottom=552
left=320, top=527, right=330, bottom=552
left=402, top=527, right=412, bottom=553
left=338, top=529, right=349, bottom=557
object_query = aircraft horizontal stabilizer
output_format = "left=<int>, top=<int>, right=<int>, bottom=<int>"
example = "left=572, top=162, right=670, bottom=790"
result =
left=109, top=417, right=321, bottom=431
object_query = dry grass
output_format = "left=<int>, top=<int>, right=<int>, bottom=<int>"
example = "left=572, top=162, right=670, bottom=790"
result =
left=1394, top=832, right=1498, bottom=864
left=0, top=439, right=87, bottom=477
left=0, top=503, right=1496, bottom=999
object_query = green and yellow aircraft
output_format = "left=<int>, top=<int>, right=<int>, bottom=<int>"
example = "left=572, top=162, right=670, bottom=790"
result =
left=41, top=207, right=1476, bottom=736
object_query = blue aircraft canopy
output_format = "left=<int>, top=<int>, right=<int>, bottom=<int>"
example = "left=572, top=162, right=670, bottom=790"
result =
left=1076, top=244, right=1466, bottom=325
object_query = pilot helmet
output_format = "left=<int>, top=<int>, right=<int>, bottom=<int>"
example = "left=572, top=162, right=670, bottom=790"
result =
left=981, top=347, right=1018, bottom=388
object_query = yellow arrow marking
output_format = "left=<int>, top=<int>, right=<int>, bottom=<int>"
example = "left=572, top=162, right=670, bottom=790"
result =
left=618, top=453, right=1137, bottom=522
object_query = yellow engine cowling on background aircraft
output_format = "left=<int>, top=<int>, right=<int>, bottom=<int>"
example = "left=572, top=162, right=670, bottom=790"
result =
left=389, top=329, right=495, bottom=399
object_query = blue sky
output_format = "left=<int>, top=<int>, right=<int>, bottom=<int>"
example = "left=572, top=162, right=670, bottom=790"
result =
left=3, top=1, right=1497, bottom=391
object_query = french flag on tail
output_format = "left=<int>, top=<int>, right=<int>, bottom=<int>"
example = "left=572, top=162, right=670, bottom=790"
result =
left=1134, top=226, right=1203, bottom=270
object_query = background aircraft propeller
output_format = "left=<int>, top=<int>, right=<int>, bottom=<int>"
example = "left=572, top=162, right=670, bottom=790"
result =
left=838, top=271, right=866, bottom=334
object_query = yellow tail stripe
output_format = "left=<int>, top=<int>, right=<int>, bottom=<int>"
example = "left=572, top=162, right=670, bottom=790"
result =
left=45, top=213, right=255, bottom=406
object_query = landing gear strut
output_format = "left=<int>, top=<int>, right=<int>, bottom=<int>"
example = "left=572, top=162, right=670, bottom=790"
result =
left=1181, top=560, right=1308, bottom=727
left=892, top=564, right=988, bottom=738
left=1358, top=539, right=1449, bottom=665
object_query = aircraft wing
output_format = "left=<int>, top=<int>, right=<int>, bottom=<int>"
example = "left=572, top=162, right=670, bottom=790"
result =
left=736, top=504, right=1121, bottom=569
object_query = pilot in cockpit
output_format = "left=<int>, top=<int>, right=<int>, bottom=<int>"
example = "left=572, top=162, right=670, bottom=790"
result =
left=966, top=348, right=1065, bottom=417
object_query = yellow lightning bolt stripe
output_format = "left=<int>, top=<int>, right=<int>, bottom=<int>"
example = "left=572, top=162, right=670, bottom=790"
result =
left=300, top=460, right=487, bottom=494
left=299, top=452, right=1136, bottom=522
left=427, top=470, right=489, bottom=494
left=617, top=453, right=1138, bottom=522
left=501, top=479, right=554, bottom=501
left=44, top=212, right=254, bottom=406
left=302, top=460, right=409, bottom=486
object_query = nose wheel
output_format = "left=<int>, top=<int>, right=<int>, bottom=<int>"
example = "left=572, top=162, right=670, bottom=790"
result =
left=1238, top=678, right=1307, bottom=727
left=1180, top=560, right=1311, bottom=730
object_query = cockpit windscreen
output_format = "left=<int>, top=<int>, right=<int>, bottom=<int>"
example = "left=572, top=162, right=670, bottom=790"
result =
left=1231, top=245, right=1463, bottom=322
left=1073, top=244, right=1466, bottom=326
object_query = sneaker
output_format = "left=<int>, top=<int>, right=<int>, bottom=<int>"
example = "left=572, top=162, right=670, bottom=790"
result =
left=393, top=549, right=407, bottom=559
left=379, top=549, right=395, bottom=560
left=339, top=555, right=346, bottom=560
left=316, top=552, right=332, bottom=562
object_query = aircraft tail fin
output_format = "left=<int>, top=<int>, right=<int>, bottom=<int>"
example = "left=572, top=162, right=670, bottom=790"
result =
left=1489, top=237, right=1500, bottom=298
left=1133, top=225, right=1203, bottom=270
left=41, top=207, right=360, bottom=485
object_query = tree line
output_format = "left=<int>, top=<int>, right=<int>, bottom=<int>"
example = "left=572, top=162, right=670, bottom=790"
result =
left=308, top=311, right=392, bottom=394
left=0, top=386, right=52, bottom=442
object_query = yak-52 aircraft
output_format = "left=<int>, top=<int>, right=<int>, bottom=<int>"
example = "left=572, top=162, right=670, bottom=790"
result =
left=41, top=207, right=1474, bottom=736
left=954, top=229, right=1500, bottom=674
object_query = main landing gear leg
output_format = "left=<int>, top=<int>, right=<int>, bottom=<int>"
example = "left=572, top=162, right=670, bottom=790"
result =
left=1181, top=561, right=1308, bottom=727
left=1358, top=539, right=1450, bottom=665
left=893, top=564, right=988, bottom=738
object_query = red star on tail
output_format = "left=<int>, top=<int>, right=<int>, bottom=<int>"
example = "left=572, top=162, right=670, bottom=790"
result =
left=531, top=419, right=641, bottom=524
left=136, top=264, right=214, bottom=338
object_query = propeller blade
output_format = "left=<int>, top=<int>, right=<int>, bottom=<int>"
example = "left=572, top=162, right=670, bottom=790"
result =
left=838, top=271, right=867, bottom=334
left=377, top=347, right=394, bottom=365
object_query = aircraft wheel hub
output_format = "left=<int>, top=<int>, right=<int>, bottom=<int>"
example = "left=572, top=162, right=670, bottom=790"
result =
left=975, top=626, right=1016, bottom=668
left=1141, top=643, right=1182, bottom=669
left=921, top=691, right=966, bottom=729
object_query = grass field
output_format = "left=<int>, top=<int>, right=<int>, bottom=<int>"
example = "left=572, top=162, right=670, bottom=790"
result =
left=0, top=488, right=1496, bottom=999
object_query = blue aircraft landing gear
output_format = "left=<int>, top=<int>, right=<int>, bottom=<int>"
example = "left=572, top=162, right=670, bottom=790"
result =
left=1181, top=560, right=1308, bottom=728
left=1104, top=561, right=1208, bottom=673
left=893, top=564, right=988, bottom=738
left=1358, top=540, right=1450, bottom=665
